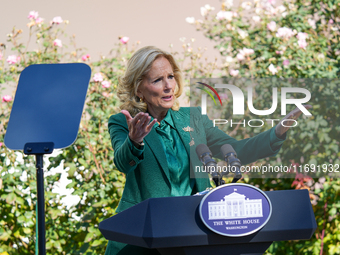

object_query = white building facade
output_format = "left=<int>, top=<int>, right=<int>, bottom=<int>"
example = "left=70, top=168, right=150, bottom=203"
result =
left=208, top=189, right=263, bottom=220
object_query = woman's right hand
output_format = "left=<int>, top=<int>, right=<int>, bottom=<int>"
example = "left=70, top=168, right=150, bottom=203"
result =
left=121, top=110, right=157, bottom=143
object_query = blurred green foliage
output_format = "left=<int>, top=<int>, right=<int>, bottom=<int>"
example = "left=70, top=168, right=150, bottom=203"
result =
left=0, top=0, right=339, bottom=254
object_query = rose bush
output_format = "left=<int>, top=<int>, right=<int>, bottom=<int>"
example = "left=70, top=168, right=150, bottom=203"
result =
left=0, top=12, right=130, bottom=254
left=187, top=0, right=340, bottom=254
left=0, top=0, right=339, bottom=253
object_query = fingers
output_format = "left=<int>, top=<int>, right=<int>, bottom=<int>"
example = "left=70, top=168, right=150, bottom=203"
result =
left=276, top=105, right=312, bottom=137
left=146, top=118, right=157, bottom=132
left=292, top=105, right=312, bottom=113
left=138, top=114, right=151, bottom=128
left=287, top=105, right=312, bottom=120
left=121, top=110, right=132, bottom=122
left=132, top=112, right=150, bottom=127
left=124, top=111, right=156, bottom=142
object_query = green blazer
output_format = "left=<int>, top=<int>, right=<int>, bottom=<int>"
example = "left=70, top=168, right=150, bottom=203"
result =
left=108, top=107, right=281, bottom=213
left=105, top=107, right=283, bottom=255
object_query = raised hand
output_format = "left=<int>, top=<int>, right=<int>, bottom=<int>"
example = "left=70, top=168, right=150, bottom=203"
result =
left=121, top=110, right=157, bottom=143
left=275, top=105, right=312, bottom=137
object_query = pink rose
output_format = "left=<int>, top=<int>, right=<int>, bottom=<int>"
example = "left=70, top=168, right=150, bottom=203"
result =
left=28, top=11, right=38, bottom=20
left=276, top=50, right=283, bottom=55
left=268, top=0, right=276, bottom=5
left=308, top=19, right=316, bottom=29
left=52, top=16, right=63, bottom=24
left=0, top=52, right=2, bottom=60
left=102, top=92, right=110, bottom=98
left=219, top=93, right=228, bottom=100
left=35, top=17, right=44, bottom=24
left=81, top=54, right=90, bottom=61
left=296, top=32, right=308, bottom=41
left=298, top=40, right=307, bottom=49
left=230, top=69, right=239, bottom=77
left=120, top=37, right=129, bottom=44
left=0, top=142, right=3, bottom=147
left=216, top=11, right=233, bottom=21
left=236, top=53, right=245, bottom=61
left=236, top=48, right=255, bottom=61
left=53, top=39, right=62, bottom=47
left=7, top=55, right=20, bottom=64
left=216, top=11, right=225, bottom=20
left=101, top=81, right=111, bottom=88
left=329, top=19, right=334, bottom=24
left=242, top=48, right=254, bottom=55
left=267, top=21, right=276, bottom=31
left=2, top=95, right=12, bottom=102
left=93, top=73, right=103, bottom=82
left=276, top=27, right=294, bottom=39
left=283, top=59, right=290, bottom=66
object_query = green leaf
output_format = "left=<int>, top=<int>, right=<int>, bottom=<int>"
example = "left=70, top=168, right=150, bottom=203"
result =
left=17, top=215, right=25, bottom=224
left=68, top=163, right=77, bottom=178
left=0, top=231, right=11, bottom=241
left=91, top=239, right=102, bottom=247
left=53, top=240, right=61, bottom=249
left=5, top=193, right=16, bottom=204
left=49, top=209, right=62, bottom=220
left=23, top=228, right=31, bottom=234
left=303, top=143, right=312, bottom=153
left=78, top=158, right=88, bottom=168
left=329, top=207, right=337, bottom=216
left=84, top=232, right=94, bottom=243
left=46, top=241, right=53, bottom=249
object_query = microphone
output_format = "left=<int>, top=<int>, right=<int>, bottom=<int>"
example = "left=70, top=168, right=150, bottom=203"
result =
left=196, top=144, right=224, bottom=187
left=220, top=144, right=242, bottom=183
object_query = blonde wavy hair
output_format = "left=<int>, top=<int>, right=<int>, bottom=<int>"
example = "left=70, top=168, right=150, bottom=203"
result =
left=117, top=46, right=184, bottom=116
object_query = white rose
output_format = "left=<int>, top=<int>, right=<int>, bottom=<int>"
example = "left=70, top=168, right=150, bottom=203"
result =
left=224, top=0, right=233, bottom=8
left=268, top=64, right=278, bottom=75
left=238, top=29, right=249, bottom=39
left=185, top=17, right=195, bottom=24
left=252, top=16, right=261, bottom=23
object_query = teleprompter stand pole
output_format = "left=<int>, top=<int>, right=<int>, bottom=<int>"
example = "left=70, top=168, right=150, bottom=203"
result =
left=24, top=142, right=54, bottom=255
left=4, top=63, right=91, bottom=255
left=36, top=154, right=45, bottom=255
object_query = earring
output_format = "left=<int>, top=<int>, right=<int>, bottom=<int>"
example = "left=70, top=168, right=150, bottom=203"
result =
left=139, top=97, right=144, bottom=103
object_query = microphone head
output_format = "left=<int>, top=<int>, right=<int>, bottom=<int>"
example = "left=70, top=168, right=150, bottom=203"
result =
left=195, top=144, right=212, bottom=157
left=220, top=144, right=237, bottom=157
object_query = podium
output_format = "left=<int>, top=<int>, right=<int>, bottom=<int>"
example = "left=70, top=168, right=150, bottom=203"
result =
left=99, top=189, right=316, bottom=255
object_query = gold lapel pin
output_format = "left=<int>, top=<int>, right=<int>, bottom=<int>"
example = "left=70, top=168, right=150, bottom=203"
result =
left=182, top=126, right=195, bottom=146
left=182, top=126, right=194, bottom=132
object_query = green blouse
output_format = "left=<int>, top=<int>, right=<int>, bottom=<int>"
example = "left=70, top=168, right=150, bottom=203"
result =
left=154, top=111, right=193, bottom=196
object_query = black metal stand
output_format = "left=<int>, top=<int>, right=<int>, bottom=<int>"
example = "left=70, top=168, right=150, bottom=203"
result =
left=4, top=63, right=91, bottom=255
left=24, top=142, right=54, bottom=255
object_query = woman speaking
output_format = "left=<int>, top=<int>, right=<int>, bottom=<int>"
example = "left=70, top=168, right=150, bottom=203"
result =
left=105, top=46, right=308, bottom=254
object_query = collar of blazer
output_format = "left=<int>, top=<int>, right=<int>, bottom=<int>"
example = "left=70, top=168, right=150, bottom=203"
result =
left=143, top=108, right=192, bottom=184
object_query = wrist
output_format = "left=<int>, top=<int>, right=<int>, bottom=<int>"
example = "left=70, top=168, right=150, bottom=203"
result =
left=130, top=138, right=144, bottom=149
left=275, top=125, right=286, bottom=139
